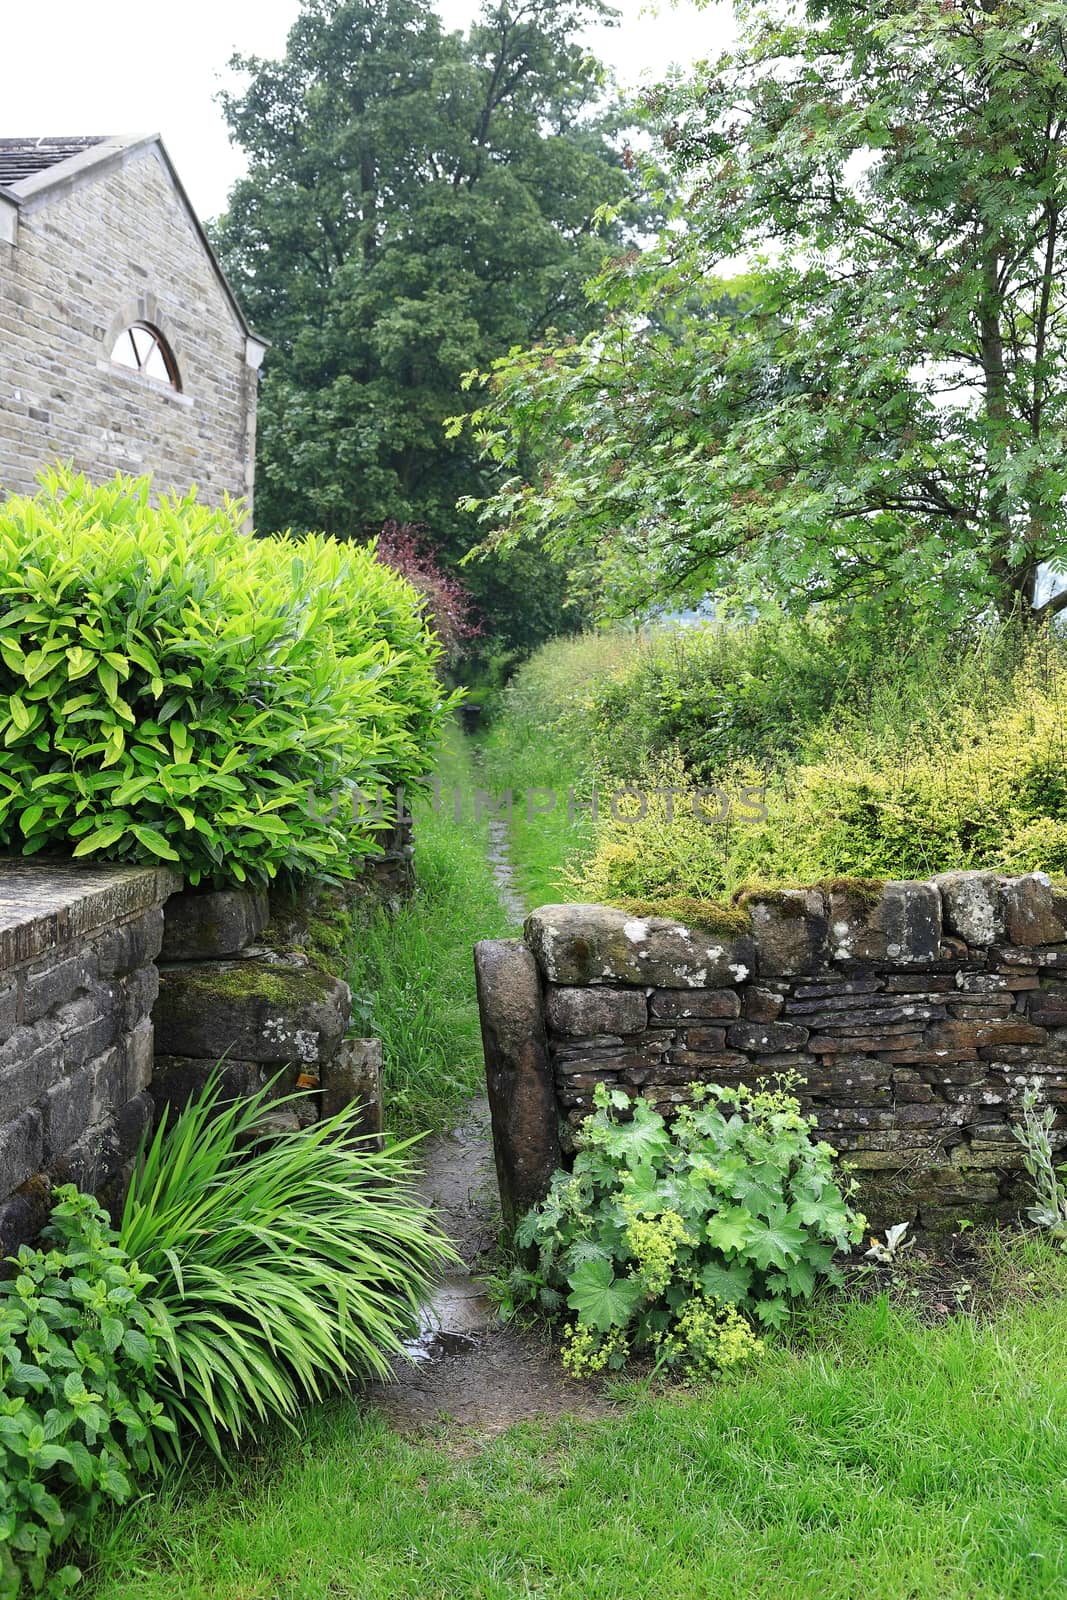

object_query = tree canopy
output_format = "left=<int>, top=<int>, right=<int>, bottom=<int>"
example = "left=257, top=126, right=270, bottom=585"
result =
left=215, top=0, right=639, bottom=653
left=461, top=0, right=1067, bottom=623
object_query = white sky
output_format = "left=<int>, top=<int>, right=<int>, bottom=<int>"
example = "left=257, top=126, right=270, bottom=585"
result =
left=3, top=1, right=735, bottom=222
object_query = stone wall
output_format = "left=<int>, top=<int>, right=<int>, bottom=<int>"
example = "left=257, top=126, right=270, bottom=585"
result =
left=0, top=860, right=180, bottom=1251
left=0, top=141, right=261, bottom=508
left=152, top=883, right=381, bottom=1143
left=0, top=854, right=395, bottom=1255
left=476, top=872, right=1067, bottom=1231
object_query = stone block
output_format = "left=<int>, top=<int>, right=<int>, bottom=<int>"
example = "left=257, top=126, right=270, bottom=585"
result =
left=0, top=980, right=16, bottom=1048
left=661, top=1049, right=750, bottom=1074
left=1028, top=983, right=1067, bottom=1028
left=558, top=1047, right=674, bottom=1079
left=741, top=986, right=784, bottom=1022
left=793, top=1000, right=947, bottom=1030
left=126, top=1016, right=154, bottom=1097
left=546, top=985, right=648, bottom=1037
left=93, top=906, right=164, bottom=976
left=0, top=860, right=181, bottom=969
left=321, top=1037, right=384, bottom=1146
left=681, top=1026, right=728, bottom=1050
left=650, top=988, right=742, bottom=1021
left=828, top=880, right=941, bottom=965
left=151, top=1055, right=267, bottom=1119
left=934, top=870, right=1003, bottom=947
left=160, top=886, right=270, bottom=960
left=20, top=951, right=94, bottom=1026
left=55, top=990, right=121, bottom=1070
left=44, top=1068, right=100, bottom=1160
left=524, top=904, right=755, bottom=989
left=0, top=1180, right=52, bottom=1257
left=747, top=889, right=828, bottom=977
left=809, top=1030, right=924, bottom=1055
left=794, top=978, right=882, bottom=999
left=154, top=961, right=351, bottom=1064
left=0, top=1109, right=43, bottom=1195
left=727, top=1020, right=809, bottom=1053
left=0, top=1018, right=63, bottom=1120
left=999, top=873, right=1067, bottom=948
left=120, top=965, right=159, bottom=1028
left=90, top=1046, right=130, bottom=1114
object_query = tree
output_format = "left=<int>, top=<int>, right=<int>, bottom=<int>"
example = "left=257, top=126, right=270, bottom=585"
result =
left=214, top=0, right=638, bottom=654
left=460, top=0, right=1067, bottom=623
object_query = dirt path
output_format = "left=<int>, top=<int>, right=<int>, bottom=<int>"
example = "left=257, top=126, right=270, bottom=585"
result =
left=364, top=799, right=607, bottom=1437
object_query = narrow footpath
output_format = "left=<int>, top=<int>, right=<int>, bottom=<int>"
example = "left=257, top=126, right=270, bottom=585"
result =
left=364, top=804, right=605, bottom=1437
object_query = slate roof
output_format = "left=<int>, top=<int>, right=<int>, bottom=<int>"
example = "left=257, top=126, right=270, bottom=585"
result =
left=0, top=137, right=106, bottom=187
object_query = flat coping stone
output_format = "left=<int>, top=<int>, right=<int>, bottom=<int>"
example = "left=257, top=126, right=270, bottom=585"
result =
left=0, top=858, right=182, bottom=971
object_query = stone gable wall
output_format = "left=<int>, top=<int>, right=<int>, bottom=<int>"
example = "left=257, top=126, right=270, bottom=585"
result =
left=0, top=861, right=180, bottom=1253
left=476, top=872, right=1067, bottom=1231
left=0, top=146, right=259, bottom=508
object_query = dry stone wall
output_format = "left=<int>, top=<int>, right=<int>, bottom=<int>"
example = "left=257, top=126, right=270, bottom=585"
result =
left=0, top=850, right=402, bottom=1254
left=476, top=872, right=1067, bottom=1231
left=0, top=860, right=179, bottom=1252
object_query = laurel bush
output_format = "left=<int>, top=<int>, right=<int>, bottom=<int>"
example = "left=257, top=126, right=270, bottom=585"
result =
left=0, top=470, right=452, bottom=886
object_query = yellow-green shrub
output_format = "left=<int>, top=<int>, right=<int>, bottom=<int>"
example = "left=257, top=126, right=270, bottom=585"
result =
left=0, top=471, right=452, bottom=885
left=577, top=669, right=1067, bottom=902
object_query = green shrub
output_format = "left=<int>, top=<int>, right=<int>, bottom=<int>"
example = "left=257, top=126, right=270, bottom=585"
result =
left=119, top=1080, right=456, bottom=1453
left=0, top=1188, right=174, bottom=1599
left=496, top=612, right=1033, bottom=788
left=514, top=1080, right=865, bottom=1377
left=0, top=470, right=451, bottom=886
left=577, top=665, right=1067, bottom=902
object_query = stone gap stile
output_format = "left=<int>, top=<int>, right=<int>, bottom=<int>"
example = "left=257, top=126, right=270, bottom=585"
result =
left=476, top=872, right=1067, bottom=1231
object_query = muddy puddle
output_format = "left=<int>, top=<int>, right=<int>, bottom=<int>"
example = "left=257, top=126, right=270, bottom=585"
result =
left=365, top=1099, right=607, bottom=1437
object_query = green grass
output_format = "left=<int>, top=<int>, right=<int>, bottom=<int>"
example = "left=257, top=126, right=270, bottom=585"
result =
left=477, top=715, right=594, bottom=910
left=85, top=1241, right=1067, bottom=1599
left=345, top=723, right=516, bottom=1132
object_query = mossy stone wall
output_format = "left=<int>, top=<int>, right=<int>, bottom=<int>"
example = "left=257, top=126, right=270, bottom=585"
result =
left=477, top=873, right=1067, bottom=1230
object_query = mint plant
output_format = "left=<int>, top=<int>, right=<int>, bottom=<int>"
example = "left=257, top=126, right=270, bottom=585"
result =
left=515, top=1079, right=865, bottom=1377
left=0, top=1188, right=174, bottom=1598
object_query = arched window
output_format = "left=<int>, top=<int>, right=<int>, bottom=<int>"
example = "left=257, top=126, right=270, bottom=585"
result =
left=110, top=322, right=181, bottom=391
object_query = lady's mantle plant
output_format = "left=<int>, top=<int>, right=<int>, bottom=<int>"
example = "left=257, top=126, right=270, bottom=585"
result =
left=0, top=1188, right=174, bottom=1598
left=515, top=1079, right=866, bottom=1377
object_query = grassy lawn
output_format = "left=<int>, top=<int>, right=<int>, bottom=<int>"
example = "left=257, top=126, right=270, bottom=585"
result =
left=87, top=1243, right=1067, bottom=1599
left=81, top=702, right=1067, bottom=1600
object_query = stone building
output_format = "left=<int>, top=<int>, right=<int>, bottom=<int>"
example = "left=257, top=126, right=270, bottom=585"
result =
left=0, top=134, right=265, bottom=510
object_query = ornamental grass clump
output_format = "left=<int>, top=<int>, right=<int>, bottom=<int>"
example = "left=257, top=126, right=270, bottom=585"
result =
left=119, top=1080, right=457, bottom=1454
left=515, top=1079, right=865, bottom=1379
left=0, top=469, right=452, bottom=886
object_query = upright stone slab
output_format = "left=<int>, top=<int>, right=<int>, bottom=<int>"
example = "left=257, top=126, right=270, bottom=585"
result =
left=475, top=939, right=561, bottom=1229
left=321, top=1037, right=384, bottom=1147
left=747, top=889, right=828, bottom=976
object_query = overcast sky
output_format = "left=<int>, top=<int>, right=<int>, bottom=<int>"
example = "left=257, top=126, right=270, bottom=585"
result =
left=3, top=1, right=734, bottom=222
